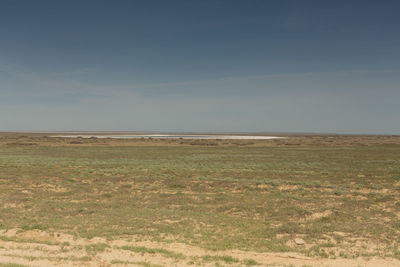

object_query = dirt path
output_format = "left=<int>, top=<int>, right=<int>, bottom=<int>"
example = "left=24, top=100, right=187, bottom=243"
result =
left=0, top=229, right=399, bottom=267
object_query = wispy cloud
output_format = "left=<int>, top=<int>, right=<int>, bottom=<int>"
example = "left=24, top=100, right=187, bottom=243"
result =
left=1, top=63, right=399, bottom=133
left=2, top=62, right=400, bottom=97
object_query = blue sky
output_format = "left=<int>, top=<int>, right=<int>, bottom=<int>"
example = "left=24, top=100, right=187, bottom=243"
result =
left=1, top=0, right=399, bottom=133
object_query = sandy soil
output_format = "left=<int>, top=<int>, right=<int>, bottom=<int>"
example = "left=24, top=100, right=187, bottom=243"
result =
left=1, top=229, right=399, bottom=267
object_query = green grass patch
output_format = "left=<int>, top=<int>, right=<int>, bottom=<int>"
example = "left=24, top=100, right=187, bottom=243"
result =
left=85, top=243, right=110, bottom=253
left=201, top=255, right=240, bottom=263
left=0, top=264, right=30, bottom=267
left=118, top=245, right=186, bottom=259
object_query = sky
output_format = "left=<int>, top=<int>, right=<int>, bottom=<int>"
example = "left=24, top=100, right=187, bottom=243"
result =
left=1, top=0, right=399, bottom=134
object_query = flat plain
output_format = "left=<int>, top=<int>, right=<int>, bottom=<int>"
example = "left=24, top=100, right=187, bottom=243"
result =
left=0, top=133, right=400, bottom=266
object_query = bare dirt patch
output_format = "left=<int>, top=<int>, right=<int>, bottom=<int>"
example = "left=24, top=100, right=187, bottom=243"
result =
left=1, top=229, right=400, bottom=266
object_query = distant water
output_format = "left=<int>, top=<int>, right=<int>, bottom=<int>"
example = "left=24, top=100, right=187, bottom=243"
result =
left=51, top=134, right=284, bottom=140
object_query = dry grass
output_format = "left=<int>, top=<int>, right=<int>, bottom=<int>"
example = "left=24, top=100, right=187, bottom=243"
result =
left=0, top=133, right=399, bottom=266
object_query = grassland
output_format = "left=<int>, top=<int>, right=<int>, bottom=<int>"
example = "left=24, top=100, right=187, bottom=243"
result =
left=0, top=133, right=400, bottom=266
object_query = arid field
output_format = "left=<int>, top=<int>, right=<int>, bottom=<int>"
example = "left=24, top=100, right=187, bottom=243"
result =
left=0, top=133, right=400, bottom=266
